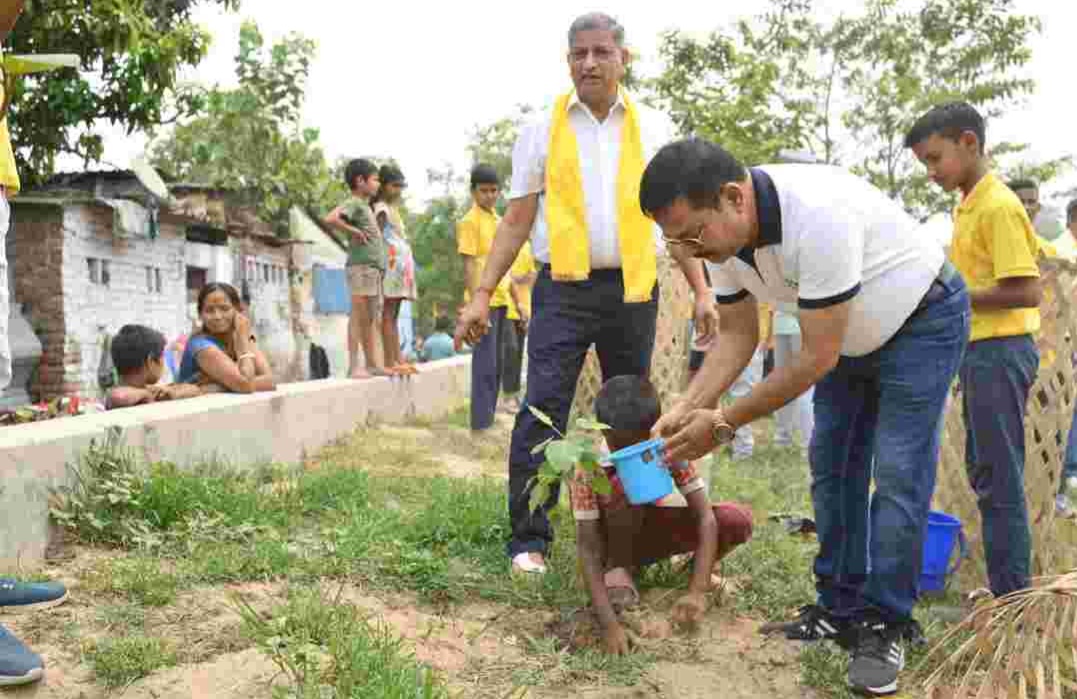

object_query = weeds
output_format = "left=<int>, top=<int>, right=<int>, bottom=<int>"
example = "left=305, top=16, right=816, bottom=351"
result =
left=82, top=557, right=181, bottom=607
left=235, top=587, right=448, bottom=698
left=84, top=636, right=177, bottom=688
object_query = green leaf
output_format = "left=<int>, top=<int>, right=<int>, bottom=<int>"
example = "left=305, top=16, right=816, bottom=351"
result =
left=591, top=473, right=614, bottom=496
left=575, top=417, right=612, bottom=432
left=528, top=406, right=556, bottom=431
left=528, top=482, right=551, bottom=514
left=537, top=462, right=560, bottom=483
left=544, top=440, right=582, bottom=474
left=530, top=437, right=554, bottom=455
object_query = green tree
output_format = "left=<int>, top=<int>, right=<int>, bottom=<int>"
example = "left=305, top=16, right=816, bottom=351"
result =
left=465, top=105, right=532, bottom=187
left=839, top=0, right=1041, bottom=217
left=6, top=0, right=238, bottom=187
left=149, top=21, right=345, bottom=235
left=410, top=195, right=468, bottom=336
left=648, top=0, right=1045, bottom=219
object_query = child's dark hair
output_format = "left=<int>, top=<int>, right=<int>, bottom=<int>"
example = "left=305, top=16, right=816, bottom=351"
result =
left=594, top=375, right=661, bottom=432
left=344, top=158, right=378, bottom=190
left=470, top=163, right=500, bottom=189
left=197, top=282, right=242, bottom=313
left=1007, top=178, right=1038, bottom=192
left=434, top=315, right=453, bottom=333
left=1068, top=199, right=1077, bottom=226
left=111, top=324, right=166, bottom=375
left=904, top=101, right=986, bottom=153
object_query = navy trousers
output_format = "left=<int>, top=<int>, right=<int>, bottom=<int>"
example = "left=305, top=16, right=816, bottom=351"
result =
left=471, top=306, right=507, bottom=431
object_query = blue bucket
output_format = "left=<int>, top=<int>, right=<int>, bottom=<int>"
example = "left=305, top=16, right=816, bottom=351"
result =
left=608, top=438, right=675, bottom=505
left=920, top=510, right=968, bottom=593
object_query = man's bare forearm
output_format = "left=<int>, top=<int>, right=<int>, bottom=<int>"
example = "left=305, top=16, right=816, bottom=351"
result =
left=681, top=307, right=758, bottom=410
left=476, top=198, right=537, bottom=295
left=673, top=252, right=711, bottom=297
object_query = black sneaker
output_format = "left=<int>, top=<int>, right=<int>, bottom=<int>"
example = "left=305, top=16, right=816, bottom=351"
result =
left=899, top=619, right=926, bottom=648
left=760, top=605, right=851, bottom=647
left=847, top=618, right=905, bottom=696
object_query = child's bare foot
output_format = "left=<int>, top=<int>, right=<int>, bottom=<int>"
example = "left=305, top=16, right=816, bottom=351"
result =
left=604, top=567, right=640, bottom=610
left=349, top=368, right=373, bottom=380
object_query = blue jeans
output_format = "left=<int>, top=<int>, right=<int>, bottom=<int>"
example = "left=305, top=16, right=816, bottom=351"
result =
left=1065, top=376, right=1077, bottom=486
left=960, top=334, right=1038, bottom=596
left=470, top=306, right=507, bottom=430
left=506, top=267, right=658, bottom=558
left=811, top=273, right=969, bottom=622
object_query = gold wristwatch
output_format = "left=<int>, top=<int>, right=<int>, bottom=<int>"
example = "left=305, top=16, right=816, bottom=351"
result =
left=712, top=407, right=736, bottom=446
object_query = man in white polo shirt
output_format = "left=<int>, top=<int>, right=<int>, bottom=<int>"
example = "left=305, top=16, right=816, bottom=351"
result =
left=641, top=138, right=970, bottom=697
left=454, top=13, right=716, bottom=577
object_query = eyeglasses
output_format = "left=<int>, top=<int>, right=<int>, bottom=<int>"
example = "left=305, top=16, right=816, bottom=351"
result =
left=568, top=46, right=619, bottom=64
left=662, top=222, right=705, bottom=248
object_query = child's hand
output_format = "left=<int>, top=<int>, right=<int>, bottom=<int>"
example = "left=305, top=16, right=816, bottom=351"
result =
left=672, top=591, right=707, bottom=630
left=601, top=622, right=631, bottom=656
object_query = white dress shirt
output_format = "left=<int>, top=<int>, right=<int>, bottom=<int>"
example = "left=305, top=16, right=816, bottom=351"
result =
left=508, top=91, right=676, bottom=269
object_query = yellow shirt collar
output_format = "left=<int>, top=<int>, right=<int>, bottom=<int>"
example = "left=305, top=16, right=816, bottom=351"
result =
left=957, top=172, right=1002, bottom=213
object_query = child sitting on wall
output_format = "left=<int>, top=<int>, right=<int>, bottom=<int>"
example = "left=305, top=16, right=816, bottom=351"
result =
left=106, top=325, right=204, bottom=409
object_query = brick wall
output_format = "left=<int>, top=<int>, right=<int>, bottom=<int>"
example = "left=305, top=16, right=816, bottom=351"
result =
left=8, top=204, right=68, bottom=399
left=62, top=204, right=188, bottom=398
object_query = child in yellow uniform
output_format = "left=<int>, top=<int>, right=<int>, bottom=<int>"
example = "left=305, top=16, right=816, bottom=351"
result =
left=907, top=101, right=1041, bottom=597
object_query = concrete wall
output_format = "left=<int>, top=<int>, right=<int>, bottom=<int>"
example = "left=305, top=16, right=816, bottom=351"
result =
left=0, top=356, right=471, bottom=567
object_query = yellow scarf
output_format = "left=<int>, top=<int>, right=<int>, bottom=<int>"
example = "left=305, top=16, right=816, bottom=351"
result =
left=545, top=89, right=655, bottom=303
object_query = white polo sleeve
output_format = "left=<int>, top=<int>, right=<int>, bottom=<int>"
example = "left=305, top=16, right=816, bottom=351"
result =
left=706, top=261, right=750, bottom=305
left=796, top=212, right=864, bottom=309
left=508, top=111, right=550, bottom=200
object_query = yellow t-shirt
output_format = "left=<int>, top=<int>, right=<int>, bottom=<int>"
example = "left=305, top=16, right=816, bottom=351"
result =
left=950, top=172, right=1040, bottom=342
left=456, top=204, right=511, bottom=309
left=506, top=241, right=536, bottom=321
left=0, top=78, right=20, bottom=193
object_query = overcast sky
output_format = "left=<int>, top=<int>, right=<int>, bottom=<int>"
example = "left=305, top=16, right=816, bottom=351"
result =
left=100, top=0, right=1076, bottom=207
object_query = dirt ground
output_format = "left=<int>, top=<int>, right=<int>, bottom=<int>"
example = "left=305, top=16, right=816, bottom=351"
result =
left=1, top=415, right=819, bottom=699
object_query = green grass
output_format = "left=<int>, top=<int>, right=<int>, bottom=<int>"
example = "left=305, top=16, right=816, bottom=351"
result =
left=85, top=636, right=177, bottom=688
left=705, top=447, right=818, bottom=619
left=58, top=423, right=973, bottom=696
left=235, top=588, right=449, bottom=698
left=81, top=556, right=181, bottom=607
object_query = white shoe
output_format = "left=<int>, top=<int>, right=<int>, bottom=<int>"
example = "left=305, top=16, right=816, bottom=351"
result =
left=511, top=552, right=547, bottom=575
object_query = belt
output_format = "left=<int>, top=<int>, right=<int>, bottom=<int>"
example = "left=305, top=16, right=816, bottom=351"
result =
left=538, top=263, right=622, bottom=276
left=912, top=261, right=958, bottom=316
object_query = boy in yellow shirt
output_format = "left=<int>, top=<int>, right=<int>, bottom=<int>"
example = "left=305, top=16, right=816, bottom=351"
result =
left=907, top=101, right=1041, bottom=597
left=457, top=164, right=513, bottom=431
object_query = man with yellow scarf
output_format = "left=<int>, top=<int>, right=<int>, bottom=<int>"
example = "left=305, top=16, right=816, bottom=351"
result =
left=454, top=13, right=717, bottom=576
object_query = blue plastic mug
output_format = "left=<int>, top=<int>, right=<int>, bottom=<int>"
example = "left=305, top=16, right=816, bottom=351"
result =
left=608, top=438, right=675, bottom=505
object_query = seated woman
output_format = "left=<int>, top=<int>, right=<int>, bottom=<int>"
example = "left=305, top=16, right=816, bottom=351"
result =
left=177, top=282, right=276, bottom=393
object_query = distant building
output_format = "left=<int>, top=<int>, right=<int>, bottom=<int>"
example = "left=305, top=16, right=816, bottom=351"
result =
left=8, top=170, right=302, bottom=400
